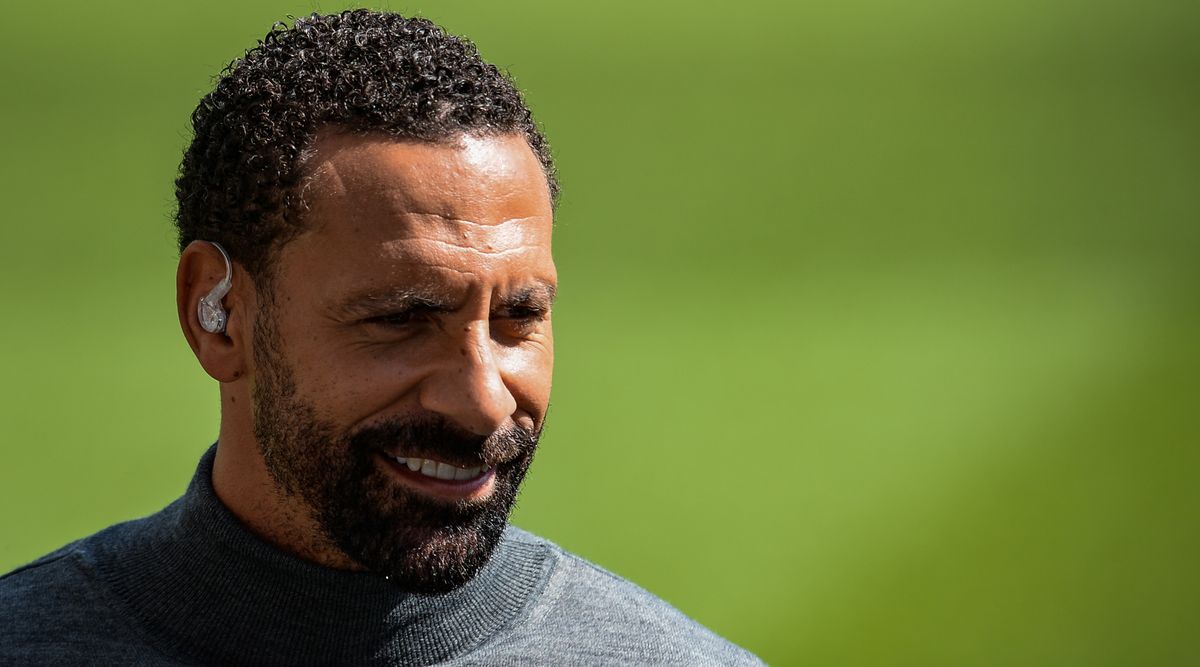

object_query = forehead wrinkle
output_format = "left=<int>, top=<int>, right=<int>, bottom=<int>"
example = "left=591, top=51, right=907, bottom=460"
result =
left=373, top=205, right=550, bottom=252
left=399, top=210, right=543, bottom=229
left=405, top=238, right=547, bottom=258
left=359, top=166, right=529, bottom=219
left=376, top=187, right=544, bottom=228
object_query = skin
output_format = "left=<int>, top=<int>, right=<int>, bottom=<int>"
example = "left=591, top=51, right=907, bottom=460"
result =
left=175, top=131, right=556, bottom=570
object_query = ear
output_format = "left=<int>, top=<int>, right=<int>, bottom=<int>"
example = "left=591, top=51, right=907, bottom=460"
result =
left=177, top=241, right=252, bottom=383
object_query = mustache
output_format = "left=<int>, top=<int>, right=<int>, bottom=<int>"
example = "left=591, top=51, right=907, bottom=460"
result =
left=348, top=414, right=539, bottom=469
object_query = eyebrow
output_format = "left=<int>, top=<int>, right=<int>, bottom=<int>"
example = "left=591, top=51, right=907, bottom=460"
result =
left=496, top=281, right=557, bottom=310
left=334, top=287, right=458, bottom=320
left=334, top=280, right=556, bottom=319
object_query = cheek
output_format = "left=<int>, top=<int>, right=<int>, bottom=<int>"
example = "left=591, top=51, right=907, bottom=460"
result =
left=280, top=338, right=430, bottom=426
left=499, top=342, right=554, bottom=408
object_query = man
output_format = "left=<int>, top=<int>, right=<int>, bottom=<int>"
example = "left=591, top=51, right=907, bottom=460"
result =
left=0, top=10, right=760, bottom=666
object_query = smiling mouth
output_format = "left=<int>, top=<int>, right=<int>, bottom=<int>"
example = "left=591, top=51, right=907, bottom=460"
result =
left=385, top=454, right=490, bottom=481
left=376, top=452, right=496, bottom=500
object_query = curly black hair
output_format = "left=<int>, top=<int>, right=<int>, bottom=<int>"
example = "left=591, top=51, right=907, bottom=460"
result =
left=174, top=9, right=557, bottom=279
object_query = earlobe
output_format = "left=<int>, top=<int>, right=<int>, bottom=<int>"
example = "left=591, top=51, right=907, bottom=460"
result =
left=177, top=241, right=249, bottom=383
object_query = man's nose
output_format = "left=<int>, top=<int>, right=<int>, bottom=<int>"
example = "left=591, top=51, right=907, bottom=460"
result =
left=418, top=321, right=518, bottom=436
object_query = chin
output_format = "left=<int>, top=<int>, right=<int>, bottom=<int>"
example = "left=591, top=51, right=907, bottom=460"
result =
left=313, top=448, right=533, bottom=593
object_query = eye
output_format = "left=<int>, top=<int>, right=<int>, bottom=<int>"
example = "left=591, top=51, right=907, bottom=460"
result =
left=366, top=307, right=437, bottom=329
left=495, top=306, right=549, bottom=337
left=507, top=305, right=547, bottom=321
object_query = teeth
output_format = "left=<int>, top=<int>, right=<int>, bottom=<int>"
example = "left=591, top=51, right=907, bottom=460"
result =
left=389, top=454, right=486, bottom=482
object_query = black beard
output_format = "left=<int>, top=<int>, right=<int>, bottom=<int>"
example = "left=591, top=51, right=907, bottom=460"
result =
left=250, top=313, right=539, bottom=594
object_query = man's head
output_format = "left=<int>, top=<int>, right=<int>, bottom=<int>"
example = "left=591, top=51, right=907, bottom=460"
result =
left=175, top=9, right=557, bottom=280
left=173, top=11, right=557, bottom=593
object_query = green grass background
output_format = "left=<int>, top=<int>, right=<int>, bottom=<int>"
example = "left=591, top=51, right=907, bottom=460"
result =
left=2, top=1, right=1198, bottom=664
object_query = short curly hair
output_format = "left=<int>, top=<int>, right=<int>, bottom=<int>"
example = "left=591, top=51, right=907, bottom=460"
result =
left=174, top=9, right=557, bottom=279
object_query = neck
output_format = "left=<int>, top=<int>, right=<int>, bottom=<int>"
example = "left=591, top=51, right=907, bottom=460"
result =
left=212, top=424, right=361, bottom=571
left=92, top=444, right=549, bottom=666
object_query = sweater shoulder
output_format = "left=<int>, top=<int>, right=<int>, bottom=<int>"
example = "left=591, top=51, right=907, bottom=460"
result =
left=468, top=527, right=763, bottom=666
left=1, top=534, right=96, bottom=611
left=0, top=526, right=168, bottom=665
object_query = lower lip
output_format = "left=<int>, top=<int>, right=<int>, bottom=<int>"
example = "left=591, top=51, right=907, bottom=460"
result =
left=375, top=453, right=497, bottom=501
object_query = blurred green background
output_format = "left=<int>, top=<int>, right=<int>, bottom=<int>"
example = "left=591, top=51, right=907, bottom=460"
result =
left=2, top=1, right=1198, bottom=664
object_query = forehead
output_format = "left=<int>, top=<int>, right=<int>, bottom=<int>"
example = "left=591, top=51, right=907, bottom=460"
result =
left=278, top=131, right=555, bottom=297
left=303, top=131, right=552, bottom=243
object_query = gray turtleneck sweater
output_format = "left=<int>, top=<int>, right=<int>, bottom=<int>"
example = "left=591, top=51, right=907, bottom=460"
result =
left=1, top=447, right=761, bottom=666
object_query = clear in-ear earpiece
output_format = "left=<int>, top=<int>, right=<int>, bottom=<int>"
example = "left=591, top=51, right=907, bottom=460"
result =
left=198, top=242, right=233, bottom=334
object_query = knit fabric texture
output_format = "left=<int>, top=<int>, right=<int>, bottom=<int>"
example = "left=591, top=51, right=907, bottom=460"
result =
left=1, top=446, right=762, bottom=666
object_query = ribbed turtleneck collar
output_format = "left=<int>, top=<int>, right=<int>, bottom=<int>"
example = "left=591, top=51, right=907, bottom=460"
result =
left=90, top=445, right=550, bottom=666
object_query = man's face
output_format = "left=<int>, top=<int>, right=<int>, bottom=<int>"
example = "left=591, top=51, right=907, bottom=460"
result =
left=248, top=132, right=556, bottom=593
